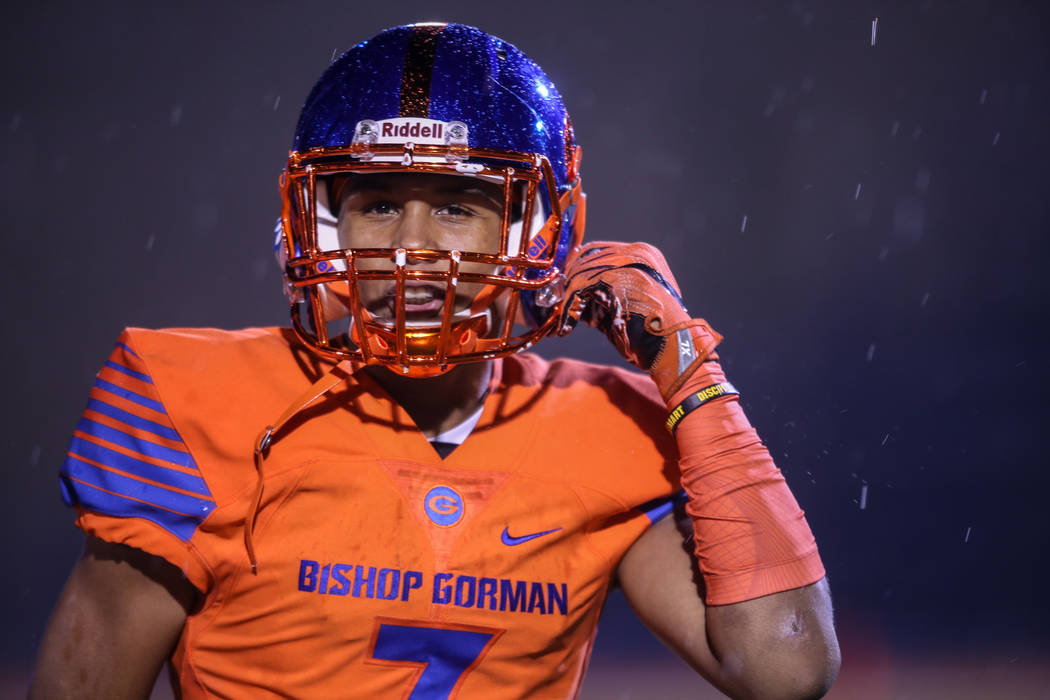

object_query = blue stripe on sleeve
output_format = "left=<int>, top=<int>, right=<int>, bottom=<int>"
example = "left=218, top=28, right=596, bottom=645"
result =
left=62, top=455, right=213, bottom=519
left=67, top=437, right=208, bottom=495
left=643, top=498, right=674, bottom=524
left=115, top=341, right=140, bottom=358
left=76, top=418, right=193, bottom=468
left=93, top=378, right=166, bottom=414
left=640, top=491, right=688, bottom=524
left=104, top=360, right=154, bottom=384
left=59, top=464, right=211, bottom=542
left=84, top=398, right=180, bottom=442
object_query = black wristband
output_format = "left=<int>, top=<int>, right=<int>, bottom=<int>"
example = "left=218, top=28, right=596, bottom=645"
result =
left=665, top=381, right=739, bottom=435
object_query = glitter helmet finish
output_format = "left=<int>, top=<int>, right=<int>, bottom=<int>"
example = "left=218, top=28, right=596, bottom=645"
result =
left=278, top=23, right=585, bottom=375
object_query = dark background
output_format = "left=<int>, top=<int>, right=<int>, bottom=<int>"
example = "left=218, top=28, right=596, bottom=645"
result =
left=3, top=1, right=1048, bottom=697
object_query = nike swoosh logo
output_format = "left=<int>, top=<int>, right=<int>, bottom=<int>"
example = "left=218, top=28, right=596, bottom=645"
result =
left=500, top=526, right=562, bottom=546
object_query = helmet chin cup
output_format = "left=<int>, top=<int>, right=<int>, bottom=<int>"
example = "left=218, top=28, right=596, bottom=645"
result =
left=351, top=311, right=490, bottom=377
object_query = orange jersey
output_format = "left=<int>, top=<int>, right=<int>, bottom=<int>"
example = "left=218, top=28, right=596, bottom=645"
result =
left=60, top=327, right=682, bottom=699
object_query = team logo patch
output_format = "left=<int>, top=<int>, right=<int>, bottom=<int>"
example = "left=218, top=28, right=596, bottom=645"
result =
left=424, top=485, right=464, bottom=527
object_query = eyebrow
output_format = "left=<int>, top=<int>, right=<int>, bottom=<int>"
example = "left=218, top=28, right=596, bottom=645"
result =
left=343, top=178, right=504, bottom=209
left=345, top=177, right=497, bottom=198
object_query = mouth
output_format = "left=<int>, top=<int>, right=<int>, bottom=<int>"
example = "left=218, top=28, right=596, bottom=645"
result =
left=369, top=282, right=453, bottom=320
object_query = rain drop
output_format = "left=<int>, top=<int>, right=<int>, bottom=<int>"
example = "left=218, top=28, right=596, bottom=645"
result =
left=740, top=215, right=748, bottom=233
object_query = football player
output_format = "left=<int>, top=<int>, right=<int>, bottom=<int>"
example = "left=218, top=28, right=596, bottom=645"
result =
left=32, top=23, right=839, bottom=699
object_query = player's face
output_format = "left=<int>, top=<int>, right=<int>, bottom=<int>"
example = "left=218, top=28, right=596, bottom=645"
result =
left=335, top=173, right=504, bottom=323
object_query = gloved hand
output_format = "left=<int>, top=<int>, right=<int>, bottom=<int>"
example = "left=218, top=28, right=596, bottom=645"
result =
left=555, top=241, right=721, bottom=403
left=557, top=242, right=825, bottom=608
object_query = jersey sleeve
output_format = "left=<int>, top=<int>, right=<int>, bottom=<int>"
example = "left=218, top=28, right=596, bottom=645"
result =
left=58, top=331, right=214, bottom=591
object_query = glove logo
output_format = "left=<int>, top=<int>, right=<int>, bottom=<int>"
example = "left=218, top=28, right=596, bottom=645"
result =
left=676, top=328, right=696, bottom=375
left=424, top=485, right=464, bottom=527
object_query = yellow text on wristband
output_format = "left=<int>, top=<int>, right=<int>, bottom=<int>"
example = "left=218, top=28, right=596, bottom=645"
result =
left=665, top=381, right=739, bottom=435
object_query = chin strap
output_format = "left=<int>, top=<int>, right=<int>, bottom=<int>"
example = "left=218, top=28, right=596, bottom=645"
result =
left=245, top=359, right=356, bottom=573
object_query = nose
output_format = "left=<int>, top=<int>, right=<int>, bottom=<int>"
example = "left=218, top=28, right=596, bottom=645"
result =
left=393, top=202, right=432, bottom=251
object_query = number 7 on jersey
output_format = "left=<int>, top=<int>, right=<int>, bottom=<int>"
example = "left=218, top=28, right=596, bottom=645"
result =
left=367, top=618, right=505, bottom=699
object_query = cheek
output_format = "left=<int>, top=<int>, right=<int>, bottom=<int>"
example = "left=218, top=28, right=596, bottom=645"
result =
left=338, top=216, right=390, bottom=249
left=453, top=218, right=502, bottom=254
left=337, top=221, right=394, bottom=274
left=335, top=218, right=356, bottom=248
left=355, top=280, right=386, bottom=302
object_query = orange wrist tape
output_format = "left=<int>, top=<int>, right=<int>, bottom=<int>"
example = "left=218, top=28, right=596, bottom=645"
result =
left=669, top=356, right=826, bottom=606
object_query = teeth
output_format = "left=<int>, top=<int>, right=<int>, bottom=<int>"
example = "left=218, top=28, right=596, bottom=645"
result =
left=403, top=288, right=437, bottom=304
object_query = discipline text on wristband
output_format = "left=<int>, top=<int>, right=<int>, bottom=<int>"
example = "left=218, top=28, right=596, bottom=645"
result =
left=665, top=382, right=739, bottom=435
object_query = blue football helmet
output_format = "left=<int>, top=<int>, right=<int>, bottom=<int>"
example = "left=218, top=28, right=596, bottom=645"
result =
left=277, top=23, right=585, bottom=376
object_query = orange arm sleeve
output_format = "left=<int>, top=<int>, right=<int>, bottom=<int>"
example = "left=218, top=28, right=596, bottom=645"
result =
left=669, top=357, right=826, bottom=606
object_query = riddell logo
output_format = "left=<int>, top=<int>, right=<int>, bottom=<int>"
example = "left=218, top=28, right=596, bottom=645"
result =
left=368, top=118, right=454, bottom=146
left=526, top=233, right=549, bottom=259
left=381, top=121, right=443, bottom=139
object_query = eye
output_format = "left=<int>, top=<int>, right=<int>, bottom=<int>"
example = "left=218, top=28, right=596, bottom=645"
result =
left=360, top=200, right=398, bottom=216
left=435, top=203, right=475, bottom=217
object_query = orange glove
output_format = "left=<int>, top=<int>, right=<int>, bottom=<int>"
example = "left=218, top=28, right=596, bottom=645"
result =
left=557, top=240, right=825, bottom=605
left=556, top=241, right=721, bottom=403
